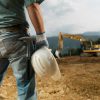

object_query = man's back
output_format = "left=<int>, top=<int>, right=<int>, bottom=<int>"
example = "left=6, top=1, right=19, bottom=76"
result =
left=0, top=0, right=26, bottom=28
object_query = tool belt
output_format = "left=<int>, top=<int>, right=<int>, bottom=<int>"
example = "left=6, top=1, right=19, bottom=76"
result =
left=0, top=25, right=29, bottom=58
left=0, top=25, right=27, bottom=33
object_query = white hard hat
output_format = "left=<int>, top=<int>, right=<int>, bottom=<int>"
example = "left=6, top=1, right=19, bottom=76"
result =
left=31, top=46, right=61, bottom=81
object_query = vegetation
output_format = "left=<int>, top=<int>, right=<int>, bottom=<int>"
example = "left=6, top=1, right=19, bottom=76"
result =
left=95, top=38, right=100, bottom=44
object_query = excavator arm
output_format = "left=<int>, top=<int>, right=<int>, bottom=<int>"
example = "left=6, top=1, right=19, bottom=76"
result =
left=55, top=32, right=88, bottom=58
left=55, top=32, right=100, bottom=57
left=58, top=32, right=87, bottom=51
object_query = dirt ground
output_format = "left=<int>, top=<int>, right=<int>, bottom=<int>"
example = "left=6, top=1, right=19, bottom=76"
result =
left=0, top=56, right=100, bottom=100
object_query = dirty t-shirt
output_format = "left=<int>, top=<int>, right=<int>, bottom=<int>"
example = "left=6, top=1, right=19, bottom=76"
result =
left=0, top=0, right=44, bottom=28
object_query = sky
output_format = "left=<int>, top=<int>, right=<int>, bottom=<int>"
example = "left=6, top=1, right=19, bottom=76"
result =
left=26, top=0, right=100, bottom=37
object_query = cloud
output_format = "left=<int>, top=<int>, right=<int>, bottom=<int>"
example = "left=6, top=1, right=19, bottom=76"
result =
left=26, top=0, right=100, bottom=36
left=41, top=0, right=79, bottom=36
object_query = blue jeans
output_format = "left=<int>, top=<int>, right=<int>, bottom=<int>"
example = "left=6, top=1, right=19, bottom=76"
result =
left=0, top=28, right=37, bottom=100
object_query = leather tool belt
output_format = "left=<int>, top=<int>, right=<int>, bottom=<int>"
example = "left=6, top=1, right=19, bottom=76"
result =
left=0, top=25, right=25, bottom=33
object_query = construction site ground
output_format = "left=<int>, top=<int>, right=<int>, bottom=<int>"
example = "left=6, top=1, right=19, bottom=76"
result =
left=0, top=56, right=100, bottom=100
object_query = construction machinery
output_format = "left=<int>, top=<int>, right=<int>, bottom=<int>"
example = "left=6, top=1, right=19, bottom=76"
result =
left=55, top=32, right=100, bottom=58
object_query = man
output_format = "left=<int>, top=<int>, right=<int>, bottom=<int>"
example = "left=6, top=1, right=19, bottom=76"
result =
left=0, top=0, right=48, bottom=100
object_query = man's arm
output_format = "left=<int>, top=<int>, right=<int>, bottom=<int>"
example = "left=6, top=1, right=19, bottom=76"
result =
left=26, top=3, right=49, bottom=49
left=27, top=3, right=45, bottom=35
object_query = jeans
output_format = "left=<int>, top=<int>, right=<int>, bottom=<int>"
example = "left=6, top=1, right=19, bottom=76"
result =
left=0, top=28, right=37, bottom=100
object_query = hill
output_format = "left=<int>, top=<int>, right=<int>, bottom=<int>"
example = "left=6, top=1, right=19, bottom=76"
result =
left=83, top=31, right=100, bottom=41
left=83, top=31, right=100, bottom=36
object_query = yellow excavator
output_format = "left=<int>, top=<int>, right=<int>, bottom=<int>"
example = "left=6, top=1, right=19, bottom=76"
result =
left=55, top=32, right=100, bottom=58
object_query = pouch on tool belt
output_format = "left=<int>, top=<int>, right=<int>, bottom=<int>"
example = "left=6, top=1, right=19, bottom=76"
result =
left=0, top=36, right=24, bottom=58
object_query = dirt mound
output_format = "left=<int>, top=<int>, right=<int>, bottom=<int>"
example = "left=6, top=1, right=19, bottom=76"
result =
left=0, top=57, right=100, bottom=100
left=68, top=73, right=100, bottom=97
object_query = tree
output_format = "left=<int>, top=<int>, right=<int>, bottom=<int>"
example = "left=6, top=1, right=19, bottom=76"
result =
left=95, top=38, right=100, bottom=44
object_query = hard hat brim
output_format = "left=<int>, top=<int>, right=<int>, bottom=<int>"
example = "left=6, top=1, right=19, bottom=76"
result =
left=31, top=47, right=61, bottom=81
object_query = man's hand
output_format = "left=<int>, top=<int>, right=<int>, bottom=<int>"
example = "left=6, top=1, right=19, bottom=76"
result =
left=36, top=34, right=49, bottom=50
